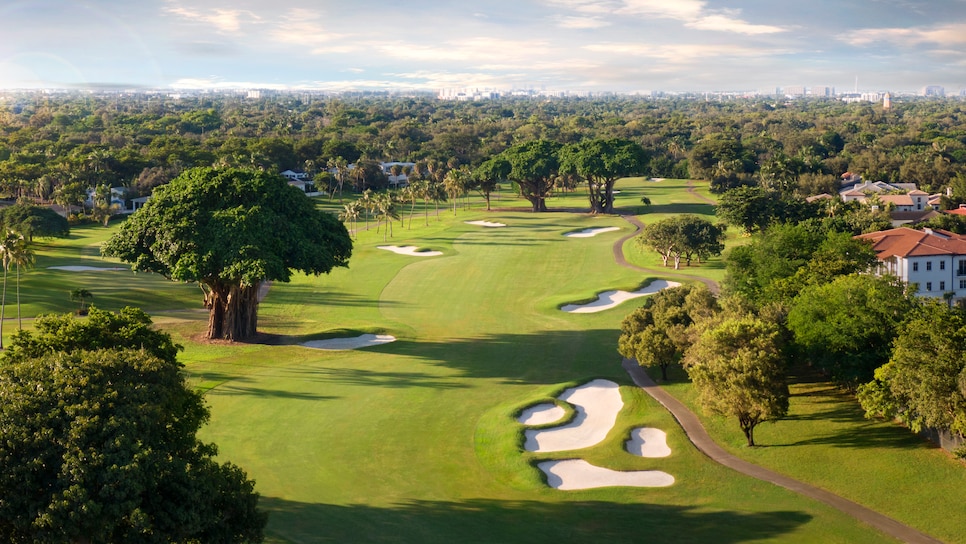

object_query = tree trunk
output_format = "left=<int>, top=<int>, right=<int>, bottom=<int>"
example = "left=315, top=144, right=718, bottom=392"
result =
left=740, top=416, right=757, bottom=446
left=205, top=282, right=260, bottom=341
left=0, top=267, right=6, bottom=349
left=602, top=181, right=616, bottom=214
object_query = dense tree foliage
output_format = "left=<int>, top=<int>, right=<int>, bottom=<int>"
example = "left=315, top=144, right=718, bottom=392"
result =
left=497, top=140, right=562, bottom=212
left=102, top=167, right=352, bottom=340
left=0, top=307, right=265, bottom=543
left=858, top=302, right=966, bottom=438
left=786, top=274, right=915, bottom=389
left=637, top=215, right=726, bottom=269
left=682, top=315, right=789, bottom=446
left=3, top=92, right=965, bottom=214
left=0, top=203, right=69, bottom=239
left=558, top=138, right=648, bottom=213
left=618, top=284, right=718, bottom=381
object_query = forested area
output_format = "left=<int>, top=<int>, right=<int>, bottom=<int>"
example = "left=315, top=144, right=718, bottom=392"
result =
left=2, top=91, right=966, bottom=211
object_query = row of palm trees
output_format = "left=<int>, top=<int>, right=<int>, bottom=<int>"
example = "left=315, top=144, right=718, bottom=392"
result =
left=0, top=230, right=34, bottom=349
left=339, top=175, right=463, bottom=241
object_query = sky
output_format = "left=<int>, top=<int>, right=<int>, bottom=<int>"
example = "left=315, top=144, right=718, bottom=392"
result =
left=1, top=0, right=965, bottom=94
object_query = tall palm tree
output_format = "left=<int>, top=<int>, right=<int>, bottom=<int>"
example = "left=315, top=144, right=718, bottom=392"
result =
left=359, top=189, right=374, bottom=230
left=375, top=193, right=400, bottom=242
left=339, top=201, right=361, bottom=239
left=0, top=232, right=12, bottom=349
left=6, top=232, right=33, bottom=331
left=444, top=167, right=470, bottom=216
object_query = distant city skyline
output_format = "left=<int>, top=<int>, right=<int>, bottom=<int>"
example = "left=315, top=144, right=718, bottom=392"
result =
left=2, top=1, right=966, bottom=93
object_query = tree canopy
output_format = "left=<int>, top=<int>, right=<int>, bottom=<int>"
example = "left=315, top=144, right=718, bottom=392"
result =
left=498, top=140, right=561, bottom=212
left=637, top=215, right=726, bottom=269
left=102, top=167, right=352, bottom=340
left=559, top=138, right=648, bottom=214
left=857, top=302, right=966, bottom=438
left=0, top=203, right=69, bottom=240
left=682, top=315, right=789, bottom=446
left=0, top=307, right=265, bottom=543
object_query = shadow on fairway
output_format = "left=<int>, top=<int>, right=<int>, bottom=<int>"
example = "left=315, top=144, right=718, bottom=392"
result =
left=385, top=329, right=633, bottom=386
left=258, top=497, right=813, bottom=544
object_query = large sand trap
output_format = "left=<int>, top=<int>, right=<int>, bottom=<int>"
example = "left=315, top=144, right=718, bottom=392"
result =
left=377, top=246, right=443, bottom=257
left=466, top=220, right=506, bottom=228
left=524, top=379, right=622, bottom=452
left=561, top=280, right=681, bottom=313
left=538, top=459, right=674, bottom=490
left=518, top=403, right=566, bottom=426
left=47, top=265, right=129, bottom=272
left=625, top=428, right=672, bottom=458
left=563, top=227, right=620, bottom=238
left=301, top=334, right=397, bottom=350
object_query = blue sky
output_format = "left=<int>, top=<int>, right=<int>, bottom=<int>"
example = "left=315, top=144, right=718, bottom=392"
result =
left=1, top=0, right=965, bottom=93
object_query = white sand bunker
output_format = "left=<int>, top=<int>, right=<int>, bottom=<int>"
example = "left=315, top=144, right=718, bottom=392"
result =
left=302, top=334, right=397, bottom=350
left=47, top=265, right=129, bottom=272
left=525, top=379, right=622, bottom=453
left=625, top=428, right=672, bottom=458
left=466, top=220, right=506, bottom=228
left=564, top=227, right=620, bottom=238
left=518, top=403, right=566, bottom=426
left=561, top=280, right=681, bottom=314
left=538, top=459, right=674, bottom=490
left=377, top=246, right=443, bottom=257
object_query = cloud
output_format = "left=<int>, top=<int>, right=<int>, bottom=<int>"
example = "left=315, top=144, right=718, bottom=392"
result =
left=618, top=0, right=705, bottom=20
left=844, top=22, right=966, bottom=46
left=555, top=16, right=611, bottom=29
left=163, top=3, right=261, bottom=34
left=685, top=14, right=785, bottom=35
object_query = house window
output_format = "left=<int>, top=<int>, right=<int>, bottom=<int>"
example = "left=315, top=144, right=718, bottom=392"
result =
left=913, top=262, right=919, bottom=272
left=941, top=281, right=946, bottom=291
left=941, top=261, right=946, bottom=270
left=960, top=280, right=966, bottom=289
left=927, top=261, right=932, bottom=271
left=959, top=260, right=966, bottom=276
left=927, top=282, right=933, bottom=291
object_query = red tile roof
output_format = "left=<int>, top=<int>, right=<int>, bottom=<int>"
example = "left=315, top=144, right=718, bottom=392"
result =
left=856, top=227, right=966, bottom=259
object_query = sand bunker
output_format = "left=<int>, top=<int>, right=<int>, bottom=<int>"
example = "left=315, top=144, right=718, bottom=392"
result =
left=47, top=265, right=129, bottom=272
left=537, top=459, right=674, bottom=490
left=625, top=428, right=672, bottom=458
left=564, top=227, right=620, bottom=238
left=466, top=220, right=506, bottom=228
left=377, top=246, right=443, bottom=257
left=524, top=379, right=622, bottom=453
left=518, top=403, right=566, bottom=426
left=301, top=334, right=397, bottom=350
left=561, top=280, right=681, bottom=313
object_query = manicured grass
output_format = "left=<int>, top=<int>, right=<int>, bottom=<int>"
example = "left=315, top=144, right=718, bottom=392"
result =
left=661, top=363, right=966, bottom=544
left=18, top=179, right=961, bottom=543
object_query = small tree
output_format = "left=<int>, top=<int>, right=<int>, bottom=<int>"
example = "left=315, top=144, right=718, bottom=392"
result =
left=70, top=288, right=94, bottom=315
left=683, top=316, right=789, bottom=446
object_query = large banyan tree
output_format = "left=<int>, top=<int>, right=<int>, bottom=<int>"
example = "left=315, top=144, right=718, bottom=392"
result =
left=103, top=167, right=352, bottom=341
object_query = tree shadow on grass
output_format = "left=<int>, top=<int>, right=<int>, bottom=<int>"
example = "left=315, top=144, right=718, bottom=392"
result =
left=259, top=497, right=813, bottom=544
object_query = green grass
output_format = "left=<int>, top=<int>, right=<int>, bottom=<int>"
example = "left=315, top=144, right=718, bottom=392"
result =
left=14, top=179, right=962, bottom=543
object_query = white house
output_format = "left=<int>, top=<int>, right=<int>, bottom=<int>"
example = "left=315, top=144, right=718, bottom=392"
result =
left=857, top=227, right=966, bottom=303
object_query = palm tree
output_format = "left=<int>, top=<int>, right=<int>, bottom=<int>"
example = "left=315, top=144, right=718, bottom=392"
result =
left=359, top=189, right=375, bottom=230
left=339, top=201, right=362, bottom=239
left=444, top=167, right=471, bottom=216
left=0, top=232, right=12, bottom=349
left=6, top=232, right=33, bottom=330
left=375, top=193, right=400, bottom=242
left=69, top=288, right=94, bottom=315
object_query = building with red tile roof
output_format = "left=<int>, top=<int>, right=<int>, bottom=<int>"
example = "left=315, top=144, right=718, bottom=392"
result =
left=856, top=227, right=966, bottom=301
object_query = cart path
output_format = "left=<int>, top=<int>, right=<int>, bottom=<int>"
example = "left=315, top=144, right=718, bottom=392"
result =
left=622, top=358, right=943, bottom=544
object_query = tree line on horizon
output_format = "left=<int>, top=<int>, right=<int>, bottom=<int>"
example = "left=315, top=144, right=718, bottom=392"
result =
left=3, top=93, right=966, bottom=213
